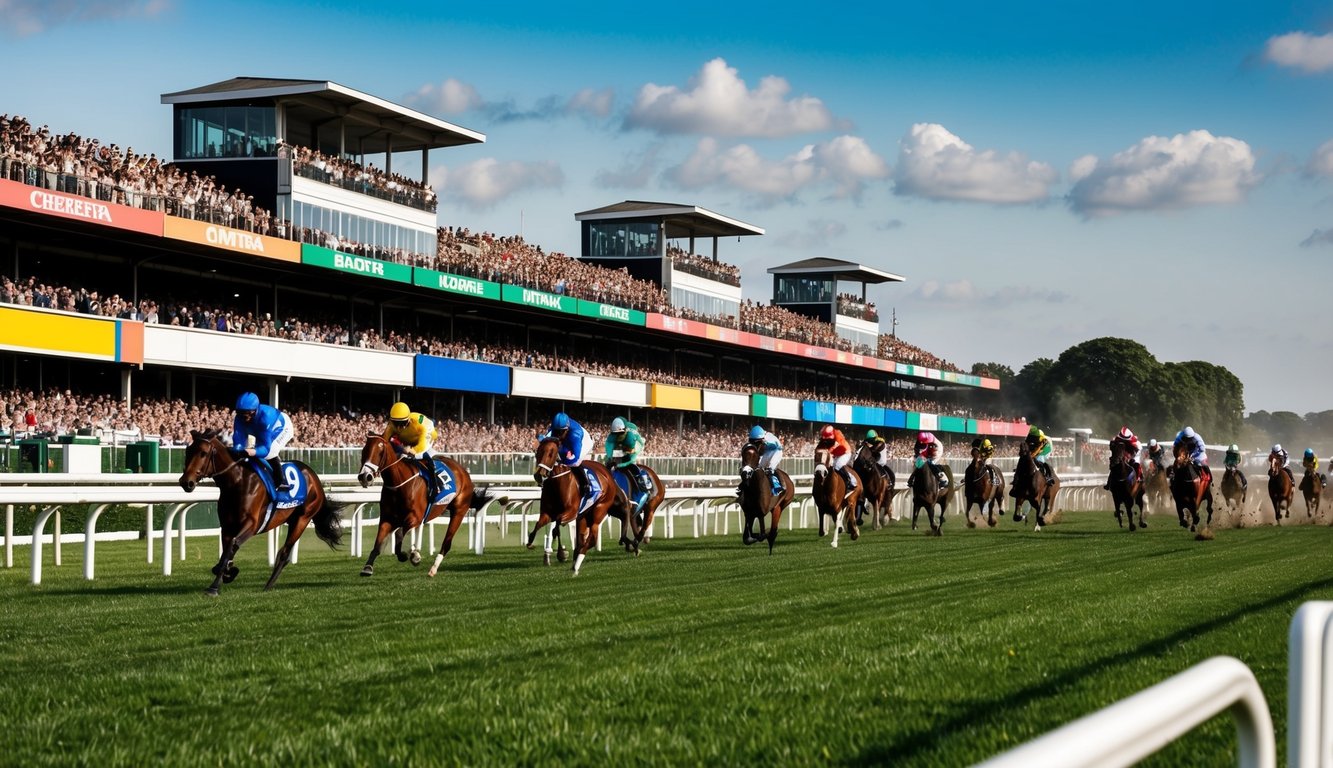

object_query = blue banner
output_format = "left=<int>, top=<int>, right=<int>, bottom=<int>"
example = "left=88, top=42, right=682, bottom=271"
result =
left=801, top=400, right=836, bottom=422
left=414, top=356, right=510, bottom=395
left=882, top=409, right=907, bottom=429
left=849, top=405, right=884, bottom=427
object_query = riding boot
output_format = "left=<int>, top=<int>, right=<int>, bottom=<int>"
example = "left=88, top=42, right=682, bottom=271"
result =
left=1103, top=470, right=1112, bottom=491
left=839, top=467, right=858, bottom=490
left=574, top=465, right=590, bottom=500
left=268, top=457, right=290, bottom=491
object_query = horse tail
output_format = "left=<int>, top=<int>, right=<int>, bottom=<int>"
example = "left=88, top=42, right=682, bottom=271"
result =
left=312, top=502, right=345, bottom=549
left=472, top=485, right=505, bottom=510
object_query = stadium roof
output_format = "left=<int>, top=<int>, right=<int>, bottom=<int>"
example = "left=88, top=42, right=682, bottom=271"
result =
left=160, top=77, right=485, bottom=154
left=767, top=258, right=905, bottom=284
left=575, top=201, right=764, bottom=239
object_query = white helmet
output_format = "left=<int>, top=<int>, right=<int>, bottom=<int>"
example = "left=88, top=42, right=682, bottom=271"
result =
left=1228, top=444, right=1239, bottom=452
left=1182, top=426, right=1196, bottom=439
left=1273, top=444, right=1283, bottom=453
left=1148, top=439, right=1158, bottom=448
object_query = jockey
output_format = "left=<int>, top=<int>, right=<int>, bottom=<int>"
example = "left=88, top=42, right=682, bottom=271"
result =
left=605, top=417, right=651, bottom=495
left=1173, top=426, right=1210, bottom=481
left=863, top=429, right=891, bottom=472
left=971, top=437, right=995, bottom=464
left=1224, top=444, right=1247, bottom=490
left=910, top=430, right=948, bottom=489
left=231, top=392, right=294, bottom=491
left=1104, top=426, right=1141, bottom=490
left=1270, top=444, right=1294, bottom=487
left=1026, top=426, right=1055, bottom=484
left=739, top=425, right=783, bottom=497
left=1145, top=439, right=1167, bottom=472
left=541, top=412, right=592, bottom=497
left=383, top=402, right=441, bottom=499
left=1302, top=449, right=1326, bottom=488
left=817, top=425, right=858, bottom=492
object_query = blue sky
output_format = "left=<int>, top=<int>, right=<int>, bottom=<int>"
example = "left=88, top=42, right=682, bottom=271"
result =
left=3, top=0, right=1332, bottom=418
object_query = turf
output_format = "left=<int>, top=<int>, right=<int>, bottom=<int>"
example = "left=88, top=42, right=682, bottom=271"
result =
left=0, top=511, right=1327, bottom=767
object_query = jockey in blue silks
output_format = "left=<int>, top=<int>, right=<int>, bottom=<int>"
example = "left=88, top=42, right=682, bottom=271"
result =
left=1172, top=426, right=1211, bottom=483
left=231, top=392, right=294, bottom=491
left=540, top=412, right=592, bottom=498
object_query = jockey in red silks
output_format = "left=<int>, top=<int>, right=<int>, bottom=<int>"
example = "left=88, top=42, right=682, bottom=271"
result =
left=911, top=431, right=948, bottom=489
left=1105, top=426, right=1141, bottom=490
left=817, top=425, right=858, bottom=492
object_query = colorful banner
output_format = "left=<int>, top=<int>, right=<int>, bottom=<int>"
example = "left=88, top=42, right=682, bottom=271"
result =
left=938, top=415, right=968, bottom=433
left=414, top=356, right=509, bottom=395
left=576, top=299, right=646, bottom=326
left=501, top=284, right=578, bottom=314
left=0, top=178, right=163, bottom=236
left=301, top=244, right=412, bottom=283
left=650, top=383, right=701, bottom=411
left=801, top=400, right=836, bottom=423
left=883, top=409, right=907, bottom=429
left=412, top=269, right=502, bottom=300
left=164, top=216, right=300, bottom=262
left=0, top=305, right=130, bottom=362
left=750, top=392, right=768, bottom=418
left=849, top=405, right=884, bottom=427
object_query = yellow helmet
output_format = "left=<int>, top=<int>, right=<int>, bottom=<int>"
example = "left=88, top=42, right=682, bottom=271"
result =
left=389, top=402, right=411, bottom=421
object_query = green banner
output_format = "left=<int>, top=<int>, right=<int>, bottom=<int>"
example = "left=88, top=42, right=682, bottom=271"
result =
left=501, top=284, right=578, bottom=314
left=750, top=392, right=769, bottom=418
left=576, top=299, right=646, bottom=326
left=413, top=268, right=502, bottom=300
left=938, top=416, right=967, bottom=433
left=301, top=245, right=412, bottom=283
left=904, top=412, right=921, bottom=431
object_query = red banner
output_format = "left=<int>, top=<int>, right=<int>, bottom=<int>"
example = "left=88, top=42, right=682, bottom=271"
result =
left=0, top=178, right=163, bottom=236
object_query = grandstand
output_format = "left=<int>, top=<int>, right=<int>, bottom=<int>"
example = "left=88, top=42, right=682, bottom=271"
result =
left=0, top=77, right=1027, bottom=462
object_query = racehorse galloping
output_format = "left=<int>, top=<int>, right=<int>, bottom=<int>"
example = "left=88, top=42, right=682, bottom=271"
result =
left=527, top=437, right=633, bottom=575
left=1011, top=445, right=1058, bottom=530
left=853, top=444, right=896, bottom=530
left=963, top=450, right=1005, bottom=528
left=179, top=428, right=343, bottom=596
left=1300, top=468, right=1324, bottom=517
left=1143, top=460, right=1170, bottom=514
left=1268, top=456, right=1294, bottom=524
left=908, top=461, right=949, bottom=535
left=1171, top=444, right=1214, bottom=532
left=356, top=433, right=498, bottom=578
left=1108, top=440, right=1146, bottom=532
left=609, top=462, right=666, bottom=549
left=813, top=447, right=861, bottom=547
left=1220, top=467, right=1247, bottom=517
left=739, top=442, right=794, bottom=553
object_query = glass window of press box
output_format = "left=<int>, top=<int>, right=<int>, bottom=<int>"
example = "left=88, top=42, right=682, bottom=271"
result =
left=176, top=106, right=278, bottom=159
left=775, top=276, right=834, bottom=304
left=588, top=221, right=661, bottom=258
left=281, top=199, right=434, bottom=260
left=837, top=325, right=877, bottom=351
left=671, top=286, right=739, bottom=321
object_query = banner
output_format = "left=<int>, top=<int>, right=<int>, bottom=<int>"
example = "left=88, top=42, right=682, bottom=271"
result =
left=650, top=384, right=701, bottom=411
left=412, top=269, right=502, bottom=300
left=301, top=244, right=412, bottom=283
left=164, top=216, right=300, bottom=262
left=576, top=299, right=646, bottom=326
left=0, top=178, right=162, bottom=236
left=501, top=284, right=578, bottom=314
left=0, top=305, right=123, bottom=362
left=414, top=356, right=509, bottom=395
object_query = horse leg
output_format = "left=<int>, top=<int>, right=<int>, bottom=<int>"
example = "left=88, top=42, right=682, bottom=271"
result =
left=428, top=503, right=467, bottom=577
left=767, top=503, right=783, bottom=554
left=264, top=515, right=313, bottom=591
left=846, top=500, right=860, bottom=542
left=829, top=511, right=840, bottom=548
left=361, top=519, right=396, bottom=577
left=572, top=509, right=606, bottom=576
left=205, top=533, right=243, bottom=596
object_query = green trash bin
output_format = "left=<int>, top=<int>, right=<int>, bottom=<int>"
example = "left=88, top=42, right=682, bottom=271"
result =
left=17, top=438, right=49, bottom=473
left=126, top=440, right=160, bottom=473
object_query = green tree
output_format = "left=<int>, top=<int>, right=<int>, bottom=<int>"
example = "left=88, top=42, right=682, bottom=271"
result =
left=1044, top=338, right=1161, bottom=436
left=970, top=362, right=1015, bottom=383
left=1011, top=357, right=1055, bottom=424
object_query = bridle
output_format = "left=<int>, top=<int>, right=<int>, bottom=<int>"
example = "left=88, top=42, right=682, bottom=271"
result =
left=534, top=439, right=573, bottom=486
left=361, top=434, right=419, bottom=489
left=187, top=435, right=241, bottom=481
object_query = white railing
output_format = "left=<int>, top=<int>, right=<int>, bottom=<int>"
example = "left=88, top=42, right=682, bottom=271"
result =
left=1287, top=601, right=1333, bottom=768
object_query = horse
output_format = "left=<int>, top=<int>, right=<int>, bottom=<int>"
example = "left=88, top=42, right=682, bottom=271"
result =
left=355, top=433, right=499, bottom=578
left=1170, top=444, right=1214, bottom=532
left=608, top=462, right=666, bottom=549
left=739, top=442, right=794, bottom=553
left=179, top=428, right=343, bottom=596
left=853, top=443, right=896, bottom=530
left=1300, top=468, right=1325, bottom=516
left=812, top=447, right=861, bottom=548
left=1220, top=466, right=1247, bottom=517
left=907, top=460, right=949, bottom=535
left=1010, top=445, right=1058, bottom=530
left=1143, top=457, right=1171, bottom=513
left=1268, top=456, right=1294, bottom=524
left=1108, top=441, right=1146, bottom=532
left=962, top=450, right=1005, bottom=528
left=526, top=437, right=635, bottom=575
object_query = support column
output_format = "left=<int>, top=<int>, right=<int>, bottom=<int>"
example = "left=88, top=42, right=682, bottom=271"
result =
left=120, top=368, right=133, bottom=409
left=267, top=378, right=279, bottom=409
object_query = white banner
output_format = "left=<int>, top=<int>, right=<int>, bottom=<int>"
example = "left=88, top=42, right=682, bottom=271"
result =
left=143, top=325, right=413, bottom=385
left=703, top=389, right=750, bottom=416
left=511, top=368, right=582, bottom=400
left=582, top=376, right=649, bottom=407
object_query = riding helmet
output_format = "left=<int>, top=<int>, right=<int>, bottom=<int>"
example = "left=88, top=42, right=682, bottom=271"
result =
left=865, top=429, right=878, bottom=440
left=1028, top=426, right=1040, bottom=437
left=1306, top=448, right=1316, bottom=458
left=610, top=417, right=627, bottom=433
left=820, top=425, right=835, bottom=440
left=1182, top=426, right=1196, bottom=439
left=389, top=402, right=411, bottom=421
left=551, top=412, right=570, bottom=431
left=235, top=392, right=260, bottom=411
left=1228, top=444, right=1239, bottom=452
left=749, top=425, right=766, bottom=440
left=1149, top=439, right=1158, bottom=448
left=1272, top=444, right=1283, bottom=453
left=918, top=431, right=932, bottom=443
left=1118, top=426, right=1134, bottom=440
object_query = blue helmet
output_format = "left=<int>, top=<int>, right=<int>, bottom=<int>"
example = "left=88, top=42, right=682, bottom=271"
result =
left=1182, top=426, right=1196, bottom=439
left=551, top=412, right=570, bottom=431
left=749, top=425, right=766, bottom=441
left=236, top=392, right=260, bottom=411
left=1306, top=448, right=1316, bottom=458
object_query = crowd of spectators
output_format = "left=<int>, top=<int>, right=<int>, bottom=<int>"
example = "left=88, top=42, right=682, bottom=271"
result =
left=878, top=334, right=960, bottom=373
left=666, top=246, right=741, bottom=287
left=837, top=293, right=879, bottom=322
left=283, top=141, right=436, bottom=213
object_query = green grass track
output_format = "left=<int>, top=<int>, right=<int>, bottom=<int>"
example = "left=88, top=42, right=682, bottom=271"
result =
left=0, top=511, right=1328, bottom=766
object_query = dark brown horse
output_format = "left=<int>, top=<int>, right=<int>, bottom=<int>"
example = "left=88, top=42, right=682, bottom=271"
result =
left=1143, top=457, right=1171, bottom=513
left=813, top=447, right=861, bottom=547
left=1171, top=444, right=1214, bottom=532
left=608, top=463, right=666, bottom=549
left=853, top=443, right=896, bottom=530
left=1010, top=446, right=1058, bottom=530
left=739, top=442, right=794, bottom=553
left=355, top=434, right=498, bottom=578
left=963, top=450, right=1005, bottom=528
left=1220, top=466, right=1247, bottom=516
left=908, top=460, right=949, bottom=535
left=527, top=437, right=634, bottom=575
left=179, top=429, right=343, bottom=596
left=1300, top=468, right=1325, bottom=516
left=1269, top=456, right=1294, bottom=524
left=1108, top=441, right=1146, bottom=532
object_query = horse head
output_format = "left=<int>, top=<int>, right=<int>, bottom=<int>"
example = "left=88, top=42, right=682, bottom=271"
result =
left=179, top=428, right=228, bottom=492
left=1269, top=455, right=1283, bottom=477
left=534, top=436, right=562, bottom=486
left=357, top=433, right=400, bottom=488
left=814, top=446, right=832, bottom=468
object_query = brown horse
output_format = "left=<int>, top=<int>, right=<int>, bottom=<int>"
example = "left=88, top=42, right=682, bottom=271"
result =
left=813, top=447, right=861, bottom=547
left=1171, top=445, right=1214, bottom=532
left=179, top=428, right=343, bottom=596
left=355, top=434, right=498, bottom=578
left=527, top=437, right=634, bottom=575
left=1269, top=456, right=1295, bottom=524
left=853, top=443, right=896, bottom=530
left=1300, top=468, right=1325, bottom=516
left=608, top=463, right=666, bottom=548
left=739, top=442, right=794, bottom=553
left=1220, top=466, right=1247, bottom=516
left=1108, top=441, right=1146, bottom=532
left=963, top=450, right=1005, bottom=528
left=1010, top=446, right=1058, bottom=530
left=908, top=460, right=949, bottom=535
left=1143, top=457, right=1171, bottom=513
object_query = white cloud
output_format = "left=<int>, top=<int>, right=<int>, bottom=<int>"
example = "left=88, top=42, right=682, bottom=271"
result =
left=407, top=81, right=613, bottom=123
left=892, top=123, right=1057, bottom=204
left=625, top=58, right=835, bottom=138
left=567, top=88, right=614, bottom=118
left=1300, top=228, right=1333, bottom=247
left=914, top=279, right=1069, bottom=306
left=664, top=135, right=888, bottom=204
left=1307, top=139, right=1333, bottom=178
left=1, top=0, right=168, bottom=36
left=407, top=78, right=484, bottom=115
left=1264, top=31, right=1333, bottom=74
left=430, top=159, right=563, bottom=209
left=1067, top=130, right=1260, bottom=217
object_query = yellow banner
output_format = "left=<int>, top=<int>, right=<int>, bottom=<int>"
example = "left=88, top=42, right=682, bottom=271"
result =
left=164, top=216, right=301, bottom=262
left=0, top=306, right=117, bottom=359
left=650, top=383, right=702, bottom=411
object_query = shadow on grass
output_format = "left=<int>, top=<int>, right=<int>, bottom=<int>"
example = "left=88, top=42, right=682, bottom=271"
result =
left=850, top=574, right=1333, bottom=765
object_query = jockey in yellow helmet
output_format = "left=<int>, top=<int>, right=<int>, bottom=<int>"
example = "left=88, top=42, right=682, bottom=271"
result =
left=383, top=402, right=442, bottom=498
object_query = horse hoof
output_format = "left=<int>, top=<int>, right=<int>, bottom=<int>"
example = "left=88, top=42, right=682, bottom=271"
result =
left=1139, top=520, right=1147, bottom=529
left=526, top=543, right=535, bottom=550
left=543, top=553, right=552, bottom=566
left=987, top=518, right=997, bottom=528
left=223, top=566, right=239, bottom=584
left=410, top=551, right=422, bottom=567
left=204, top=587, right=219, bottom=597
left=831, top=540, right=839, bottom=548
left=397, top=552, right=409, bottom=563
left=360, top=565, right=374, bottom=577
left=557, top=550, right=569, bottom=563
